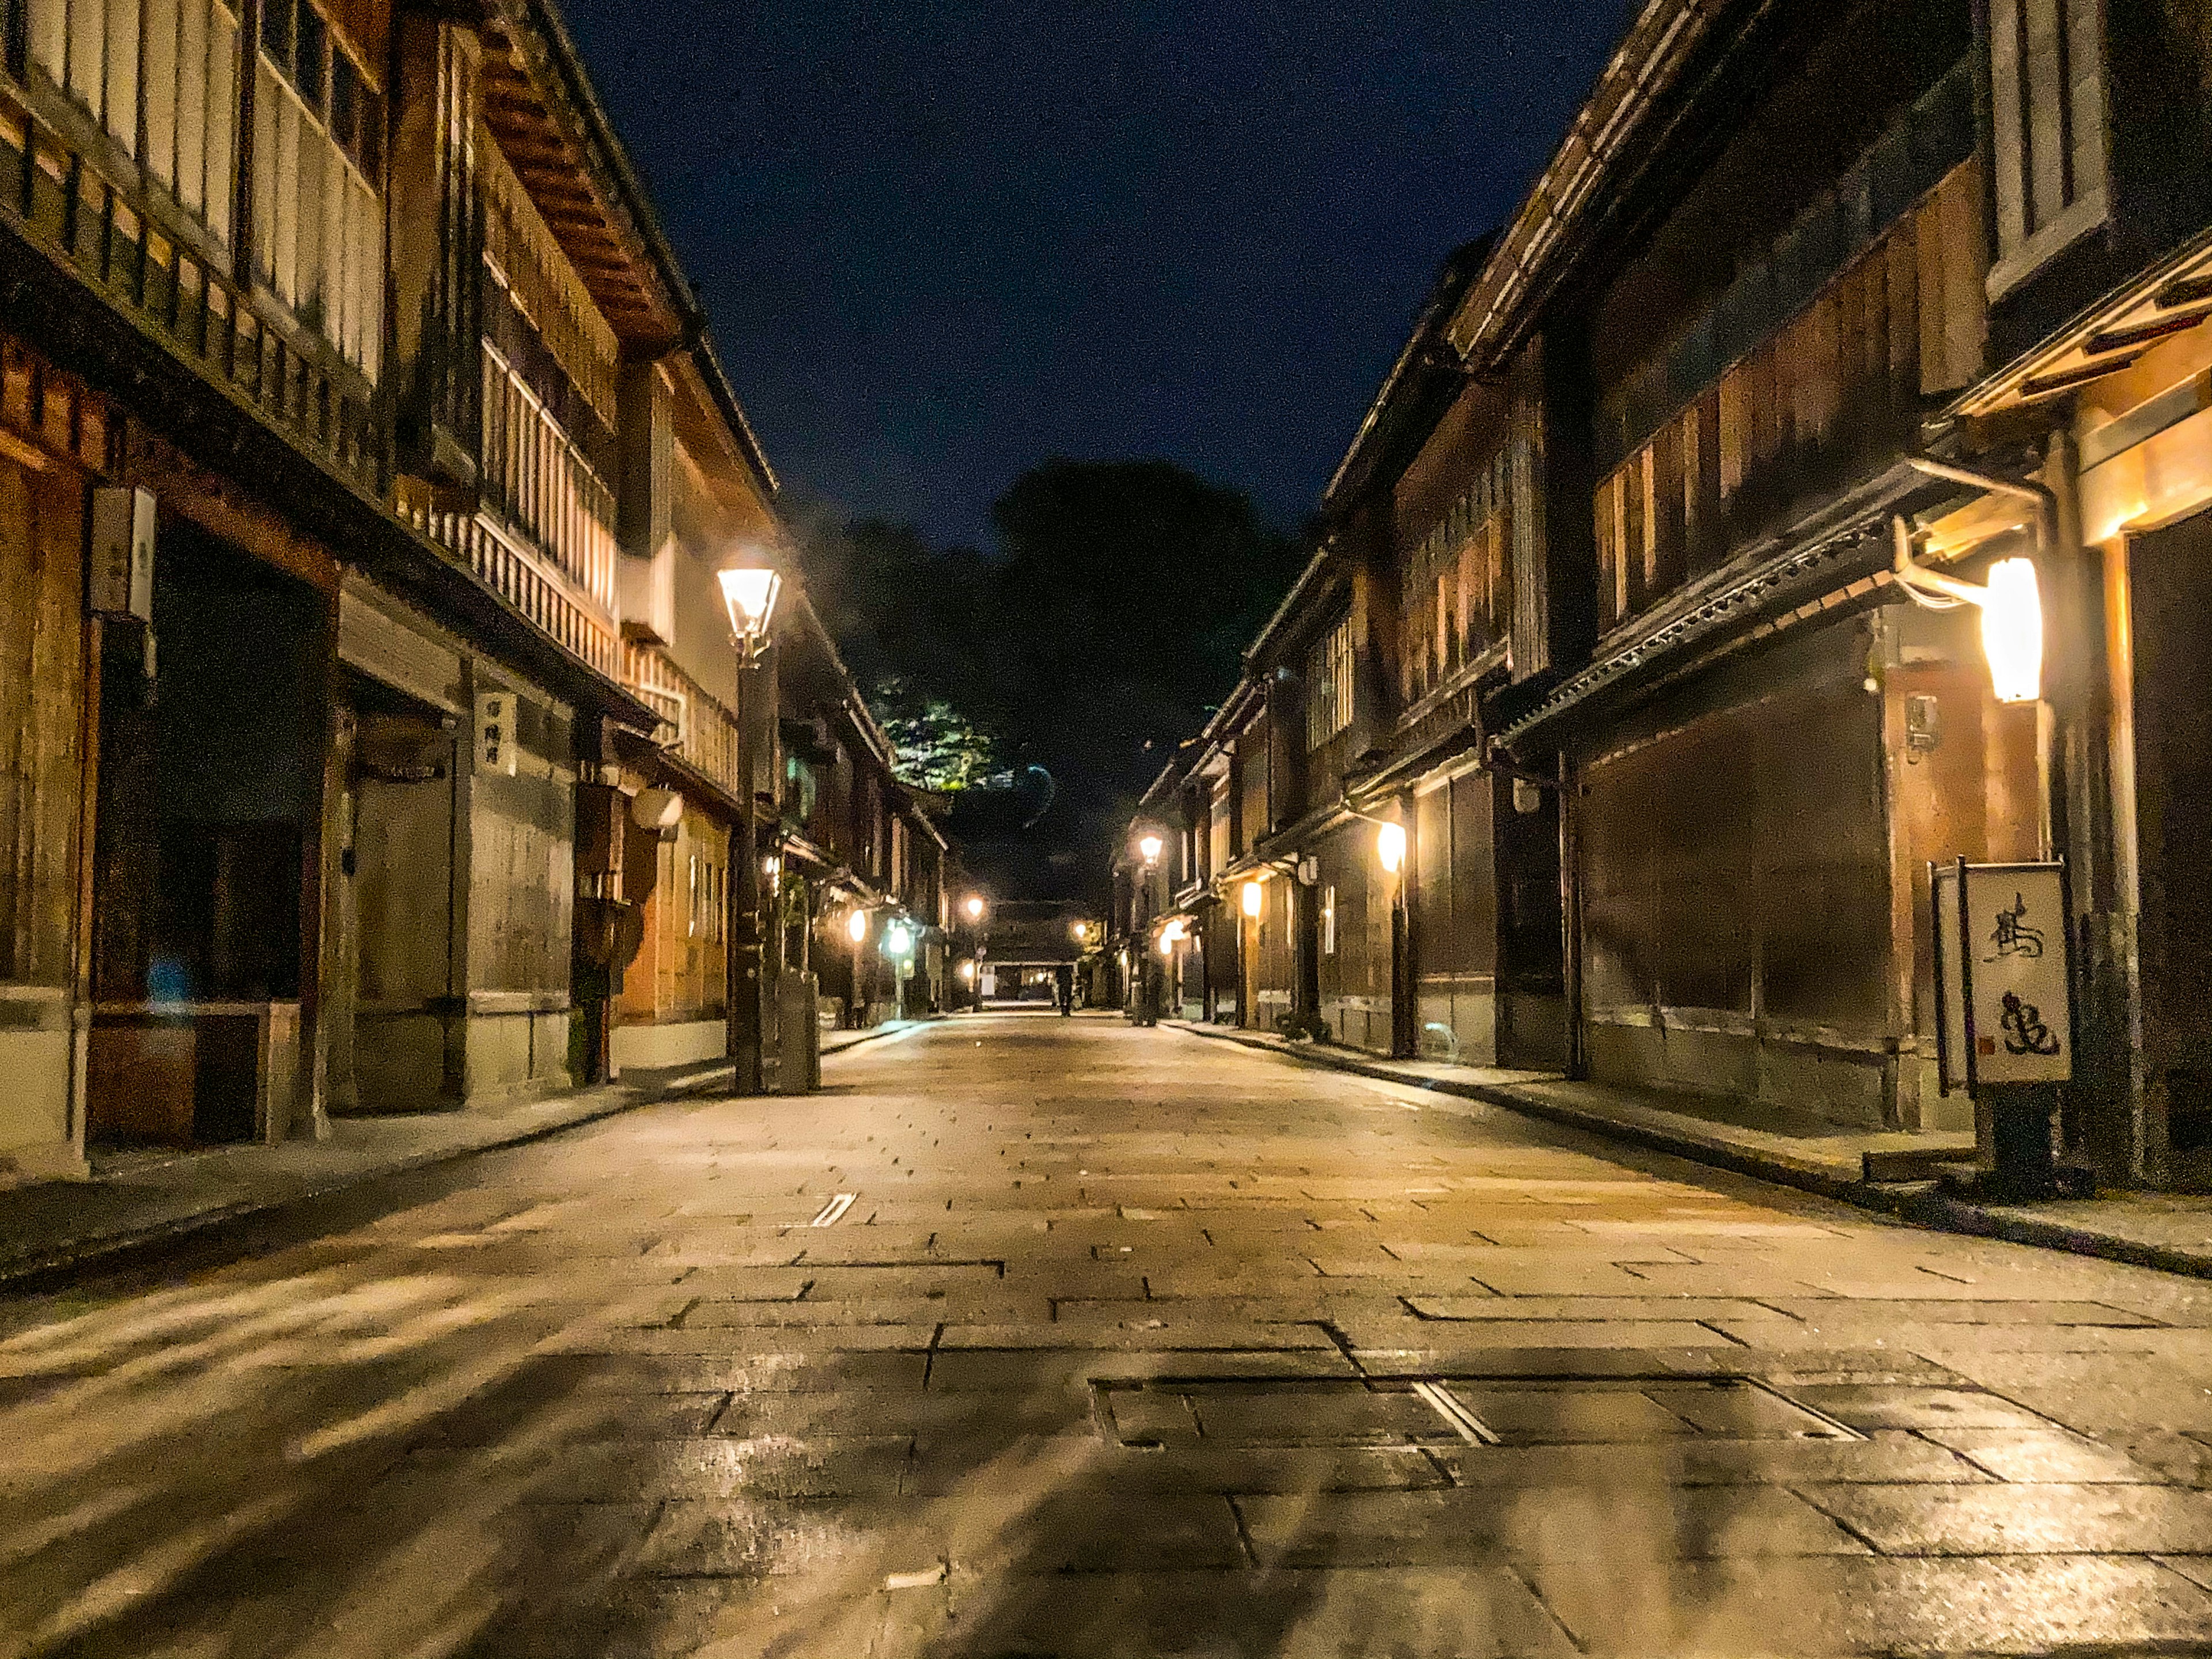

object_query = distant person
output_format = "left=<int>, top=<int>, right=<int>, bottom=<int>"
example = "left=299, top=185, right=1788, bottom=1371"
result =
left=1054, top=962, right=1074, bottom=1016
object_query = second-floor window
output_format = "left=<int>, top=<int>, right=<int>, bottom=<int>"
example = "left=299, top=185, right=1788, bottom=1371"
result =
left=26, top=0, right=241, bottom=247
left=1402, top=472, right=1509, bottom=704
left=252, top=0, right=382, bottom=377
left=481, top=345, right=618, bottom=609
left=1305, top=615, right=1353, bottom=751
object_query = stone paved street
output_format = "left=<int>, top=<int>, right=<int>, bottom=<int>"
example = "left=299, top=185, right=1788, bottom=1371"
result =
left=8, top=1015, right=2212, bottom=1657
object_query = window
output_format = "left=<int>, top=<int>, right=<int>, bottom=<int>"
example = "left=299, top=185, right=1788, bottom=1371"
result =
left=251, top=0, right=382, bottom=377
left=481, top=346, right=618, bottom=608
left=1305, top=615, right=1354, bottom=751
left=1321, top=886, right=1337, bottom=956
left=26, top=0, right=241, bottom=245
left=686, top=852, right=725, bottom=944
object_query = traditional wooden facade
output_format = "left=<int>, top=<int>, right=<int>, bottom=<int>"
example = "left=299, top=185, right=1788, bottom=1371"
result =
left=1121, top=0, right=2212, bottom=1186
left=0, top=0, right=946, bottom=1181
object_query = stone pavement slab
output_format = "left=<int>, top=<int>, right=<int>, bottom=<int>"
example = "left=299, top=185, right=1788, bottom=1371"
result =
left=6, top=1013, right=2212, bottom=1655
left=1172, top=1019, right=2212, bottom=1282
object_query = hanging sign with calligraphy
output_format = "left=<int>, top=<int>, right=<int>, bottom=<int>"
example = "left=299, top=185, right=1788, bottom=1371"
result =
left=1930, top=859, right=2074, bottom=1094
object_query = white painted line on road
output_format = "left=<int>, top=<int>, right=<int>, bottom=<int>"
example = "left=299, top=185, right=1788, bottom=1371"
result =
left=1412, top=1381, right=1502, bottom=1446
left=810, top=1192, right=858, bottom=1227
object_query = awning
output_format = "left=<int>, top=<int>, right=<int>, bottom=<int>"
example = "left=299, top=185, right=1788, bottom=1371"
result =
left=1494, top=459, right=1945, bottom=753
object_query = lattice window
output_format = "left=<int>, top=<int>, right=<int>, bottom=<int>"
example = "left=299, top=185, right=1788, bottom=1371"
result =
left=482, top=343, right=617, bottom=609
left=480, top=131, right=618, bottom=427
left=26, top=0, right=243, bottom=247
left=1305, top=615, right=1354, bottom=751
left=251, top=0, right=382, bottom=376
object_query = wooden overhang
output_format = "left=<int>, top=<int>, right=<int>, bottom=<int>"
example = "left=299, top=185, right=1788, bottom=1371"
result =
left=1442, top=0, right=1744, bottom=372
left=479, top=0, right=690, bottom=350
left=1323, top=236, right=1494, bottom=514
left=1491, top=458, right=1956, bottom=753
left=1951, top=225, right=2212, bottom=420
left=478, top=3, right=782, bottom=504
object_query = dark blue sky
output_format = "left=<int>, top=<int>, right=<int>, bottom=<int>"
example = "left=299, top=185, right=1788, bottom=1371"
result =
left=562, top=1, right=1627, bottom=546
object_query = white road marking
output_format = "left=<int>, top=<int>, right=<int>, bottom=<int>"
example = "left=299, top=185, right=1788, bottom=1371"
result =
left=1412, top=1380, right=1502, bottom=1446
left=809, top=1193, right=858, bottom=1227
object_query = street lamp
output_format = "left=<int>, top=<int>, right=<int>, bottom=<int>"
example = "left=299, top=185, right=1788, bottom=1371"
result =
left=1138, top=832, right=1163, bottom=866
left=717, top=547, right=786, bottom=1095
left=884, top=919, right=916, bottom=1021
left=717, top=560, right=783, bottom=643
left=1241, top=879, right=1264, bottom=918
left=1980, top=558, right=2043, bottom=704
left=847, top=907, right=869, bottom=944
left=1376, top=821, right=1407, bottom=876
left=1071, top=920, right=1089, bottom=942
left=1891, top=518, right=2045, bottom=705
left=964, top=893, right=986, bottom=923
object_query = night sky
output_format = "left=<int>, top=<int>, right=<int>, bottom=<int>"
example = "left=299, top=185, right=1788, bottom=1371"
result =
left=560, top=1, right=1627, bottom=547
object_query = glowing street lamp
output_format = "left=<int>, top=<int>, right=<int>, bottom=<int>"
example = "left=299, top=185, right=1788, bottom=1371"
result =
left=959, top=959, right=976, bottom=983
left=1071, top=920, right=1089, bottom=942
left=847, top=908, right=869, bottom=945
left=1241, top=880, right=1264, bottom=919
left=964, top=894, right=986, bottom=923
left=1980, top=558, right=2043, bottom=705
left=1138, top=832, right=1163, bottom=867
left=1376, top=821, right=1407, bottom=876
left=884, top=921, right=915, bottom=960
left=716, top=546, right=787, bottom=1096
left=715, top=551, right=783, bottom=646
left=1892, top=521, right=2045, bottom=706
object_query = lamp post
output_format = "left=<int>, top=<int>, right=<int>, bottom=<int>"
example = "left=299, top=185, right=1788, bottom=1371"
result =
left=885, top=918, right=916, bottom=1020
left=960, top=893, right=986, bottom=1008
left=718, top=550, right=784, bottom=1096
left=1377, top=816, right=1414, bottom=1059
left=1131, top=830, right=1164, bottom=1024
left=846, top=904, right=869, bottom=1028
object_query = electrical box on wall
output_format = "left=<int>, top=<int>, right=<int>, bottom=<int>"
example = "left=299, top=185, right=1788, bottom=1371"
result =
left=88, top=486, right=156, bottom=622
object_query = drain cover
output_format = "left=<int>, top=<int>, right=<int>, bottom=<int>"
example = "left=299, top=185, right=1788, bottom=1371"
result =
left=1092, top=1376, right=1862, bottom=1449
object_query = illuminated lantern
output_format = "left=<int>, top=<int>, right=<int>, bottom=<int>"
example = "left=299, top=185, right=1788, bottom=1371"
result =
left=1980, top=557, right=2043, bottom=705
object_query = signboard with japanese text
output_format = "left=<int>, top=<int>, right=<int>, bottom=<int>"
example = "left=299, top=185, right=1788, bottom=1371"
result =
left=1934, top=860, right=2073, bottom=1093
left=474, top=691, right=518, bottom=778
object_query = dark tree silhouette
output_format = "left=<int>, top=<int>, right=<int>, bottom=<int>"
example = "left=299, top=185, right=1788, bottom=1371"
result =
left=796, top=461, right=1302, bottom=897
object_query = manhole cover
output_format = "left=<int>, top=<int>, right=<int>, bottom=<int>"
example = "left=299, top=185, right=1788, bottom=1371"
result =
left=1091, top=1376, right=1863, bottom=1449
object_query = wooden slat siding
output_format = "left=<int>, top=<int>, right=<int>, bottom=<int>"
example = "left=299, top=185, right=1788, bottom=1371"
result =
left=620, top=640, right=739, bottom=796
left=1985, top=0, right=2106, bottom=287
left=1990, top=0, right=2028, bottom=252
left=1589, top=163, right=1985, bottom=634
left=2063, top=0, right=2105, bottom=223
left=1940, top=164, right=1988, bottom=390
left=1505, top=343, right=1552, bottom=683
left=1652, top=414, right=1683, bottom=598
left=2023, top=0, right=2069, bottom=234
left=1886, top=214, right=1919, bottom=406
left=0, top=350, right=100, bottom=988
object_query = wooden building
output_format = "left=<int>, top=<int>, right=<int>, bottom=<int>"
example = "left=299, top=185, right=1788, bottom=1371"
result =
left=1121, top=0, right=2212, bottom=1186
left=0, top=0, right=946, bottom=1181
